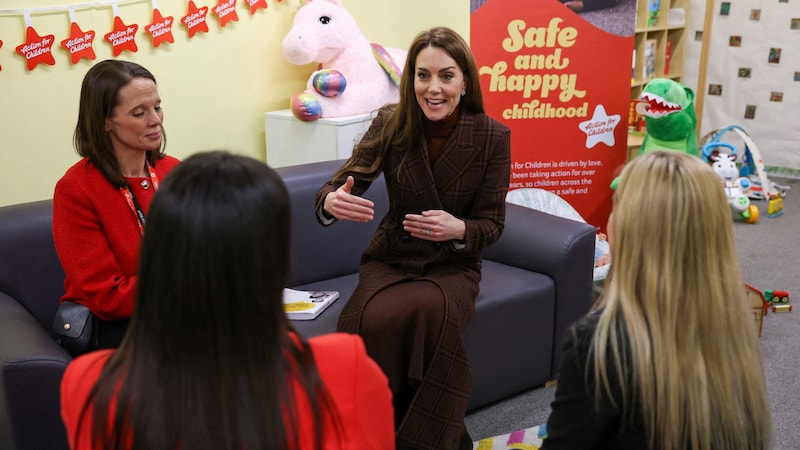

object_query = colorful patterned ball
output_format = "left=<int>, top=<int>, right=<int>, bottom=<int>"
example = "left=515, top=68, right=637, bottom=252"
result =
left=290, top=92, right=322, bottom=121
left=313, top=70, right=347, bottom=97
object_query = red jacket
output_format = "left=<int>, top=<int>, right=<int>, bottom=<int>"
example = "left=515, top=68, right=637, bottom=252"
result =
left=53, top=156, right=180, bottom=321
left=60, top=332, right=394, bottom=449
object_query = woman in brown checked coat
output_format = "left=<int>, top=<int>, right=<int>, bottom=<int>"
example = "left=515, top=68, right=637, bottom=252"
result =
left=315, top=27, right=510, bottom=450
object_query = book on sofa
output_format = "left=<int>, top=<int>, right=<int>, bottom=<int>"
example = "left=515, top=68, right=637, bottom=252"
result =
left=283, top=288, right=339, bottom=320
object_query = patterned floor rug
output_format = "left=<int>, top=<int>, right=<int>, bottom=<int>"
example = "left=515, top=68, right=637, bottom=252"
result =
left=472, top=424, right=547, bottom=449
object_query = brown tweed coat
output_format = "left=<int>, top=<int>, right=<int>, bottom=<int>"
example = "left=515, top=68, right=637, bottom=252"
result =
left=315, top=107, right=510, bottom=449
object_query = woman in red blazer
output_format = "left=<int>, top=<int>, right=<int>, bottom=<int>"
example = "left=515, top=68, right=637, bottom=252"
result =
left=60, top=151, right=394, bottom=450
left=53, top=60, right=179, bottom=349
left=316, top=27, right=511, bottom=450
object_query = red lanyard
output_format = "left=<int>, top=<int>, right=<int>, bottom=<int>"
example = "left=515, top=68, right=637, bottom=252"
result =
left=121, top=162, right=160, bottom=236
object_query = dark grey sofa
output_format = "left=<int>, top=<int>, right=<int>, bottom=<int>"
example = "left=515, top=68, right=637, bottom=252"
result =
left=0, top=159, right=595, bottom=450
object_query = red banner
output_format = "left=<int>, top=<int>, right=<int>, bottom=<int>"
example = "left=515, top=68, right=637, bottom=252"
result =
left=472, top=0, right=633, bottom=230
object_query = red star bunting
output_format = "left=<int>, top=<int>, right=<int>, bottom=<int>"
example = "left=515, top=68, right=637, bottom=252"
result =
left=244, top=0, right=268, bottom=15
left=104, top=16, right=139, bottom=56
left=146, top=8, right=175, bottom=48
left=182, top=1, right=210, bottom=38
left=213, top=0, right=239, bottom=27
left=60, top=22, right=96, bottom=64
left=16, top=26, right=56, bottom=71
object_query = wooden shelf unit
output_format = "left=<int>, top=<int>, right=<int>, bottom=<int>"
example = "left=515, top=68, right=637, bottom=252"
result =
left=630, top=0, right=688, bottom=100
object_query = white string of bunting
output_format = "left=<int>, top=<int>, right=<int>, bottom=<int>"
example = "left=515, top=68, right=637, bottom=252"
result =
left=0, top=0, right=148, bottom=16
left=1, top=0, right=271, bottom=71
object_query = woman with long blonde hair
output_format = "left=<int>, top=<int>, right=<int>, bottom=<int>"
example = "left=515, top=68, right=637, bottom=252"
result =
left=542, top=151, right=772, bottom=450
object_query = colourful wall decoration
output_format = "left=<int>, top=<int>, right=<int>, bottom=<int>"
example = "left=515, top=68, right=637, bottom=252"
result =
left=471, top=0, right=635, bottom=230
left=15, top=12, right=57, bottom=71
left=0, top=0, right=272, bottom=72
left=699, top=0, right=800, bottom=173
left=213, top=0, right=239, bottom=27
left=182, top=1, right=210, bottom=37
left=147, top=6, right=176, bottom=47
left=61, top=9, right=97, bottom=64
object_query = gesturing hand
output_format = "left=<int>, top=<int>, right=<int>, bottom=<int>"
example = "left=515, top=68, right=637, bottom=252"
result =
left=323, top=176, right=375, bottom=223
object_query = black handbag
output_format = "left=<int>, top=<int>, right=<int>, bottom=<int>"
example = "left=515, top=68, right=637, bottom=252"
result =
left=52, top=301, right=98, bottom=356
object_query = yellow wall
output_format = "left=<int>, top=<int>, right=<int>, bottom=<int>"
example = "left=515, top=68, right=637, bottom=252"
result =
left=0, top=0, right=467, bottom=206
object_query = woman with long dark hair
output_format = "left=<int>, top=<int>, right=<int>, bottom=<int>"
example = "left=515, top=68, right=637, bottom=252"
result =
left=60, top=151, right=394, bottom=450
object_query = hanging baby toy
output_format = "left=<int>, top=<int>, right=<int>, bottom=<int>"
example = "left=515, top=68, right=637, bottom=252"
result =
left=281, top=0, right=407, bottom=121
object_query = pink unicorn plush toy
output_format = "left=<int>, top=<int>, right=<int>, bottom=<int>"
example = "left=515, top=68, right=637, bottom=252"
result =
left=281, top=0, right=407, bottom=121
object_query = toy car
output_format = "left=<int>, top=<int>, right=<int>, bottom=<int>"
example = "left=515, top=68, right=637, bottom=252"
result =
left=764, top=290, right=790, bottom=304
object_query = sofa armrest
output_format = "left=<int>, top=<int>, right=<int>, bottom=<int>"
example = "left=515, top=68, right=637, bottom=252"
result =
left=483, top=202, right=596, bottom=378
left=0, top=200, right=66, bottom=331
left=0, top=293, right=71, bottom=450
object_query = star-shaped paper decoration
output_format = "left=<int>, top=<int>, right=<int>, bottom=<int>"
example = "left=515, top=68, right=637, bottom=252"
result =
left=15, top=26, right=56, bottom=71
left=182, top=1, right=210, bottom=38
left=244, top=0, right=268, bottom=15
left=578, top=104, right=621, bottom=149
left=213, top=0, right=239, bottom=27
left=60, top=22, right=96, bottom=64
left=104, top=16, right=139, bottom=57
left=146, top=8, right=175, bottom=48
left=0, top=40, right=3, bottom=72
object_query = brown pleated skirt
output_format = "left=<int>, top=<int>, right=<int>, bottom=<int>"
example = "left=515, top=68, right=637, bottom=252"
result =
left=341, top=277, right=475, bottom=450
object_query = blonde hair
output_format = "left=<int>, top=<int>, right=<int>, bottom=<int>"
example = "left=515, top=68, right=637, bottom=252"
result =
left=593, top=151, right=772, bottom=450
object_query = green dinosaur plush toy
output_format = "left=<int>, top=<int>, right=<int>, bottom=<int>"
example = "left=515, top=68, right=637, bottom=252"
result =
left=638, top=78, right=698, bottom=156
left=611, top=79, right=698, bottom=189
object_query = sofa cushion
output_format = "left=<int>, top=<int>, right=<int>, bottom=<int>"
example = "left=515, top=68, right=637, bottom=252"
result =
left=290, top=259, right=556, bottom=411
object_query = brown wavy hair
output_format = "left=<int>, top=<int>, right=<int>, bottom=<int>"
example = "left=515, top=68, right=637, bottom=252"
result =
left=333, top=26, right=484, bottom=181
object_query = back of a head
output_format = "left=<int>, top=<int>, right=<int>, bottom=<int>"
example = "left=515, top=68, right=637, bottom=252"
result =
left=601, top=151, right=772, bottom=450
left=610, top=150, right=737, bottom=312
left=134, top=151, right=291, bottom=356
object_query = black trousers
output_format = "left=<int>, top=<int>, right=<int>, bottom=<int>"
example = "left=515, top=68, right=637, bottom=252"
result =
left=95, top=318, right=129, bottom=349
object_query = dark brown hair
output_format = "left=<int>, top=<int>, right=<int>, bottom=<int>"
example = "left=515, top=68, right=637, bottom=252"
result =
left=333, top=26, right=484, bottom=181
left=76, top=151, right=340, bottom=450
left=74, top=60, right=167, bottom=188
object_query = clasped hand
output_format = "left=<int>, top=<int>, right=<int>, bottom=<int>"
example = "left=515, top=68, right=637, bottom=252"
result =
left=324, top=176, right=466, bottom=242
left=402, top=211, right=465, bottom=242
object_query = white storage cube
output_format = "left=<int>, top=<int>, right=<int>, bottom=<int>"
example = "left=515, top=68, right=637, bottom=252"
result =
left=264, top=109, right=375, bottom=168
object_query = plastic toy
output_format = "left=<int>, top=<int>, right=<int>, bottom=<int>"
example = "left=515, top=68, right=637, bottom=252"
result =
left=764, top=290, right=790, bottom=305
left=772, top=304, right=792, bottom=313
left=767, top=195, right=784, bottom=218
left=704, top=141, right=758, bottom=223
left=281, top=0, right=407, bottom=121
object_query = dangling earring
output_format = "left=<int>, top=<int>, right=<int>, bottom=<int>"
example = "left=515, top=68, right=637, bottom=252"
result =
left=460, top=89, right=466, bottom=97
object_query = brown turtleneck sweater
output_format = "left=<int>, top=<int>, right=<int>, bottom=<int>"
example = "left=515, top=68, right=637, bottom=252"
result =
left=423, top=106, right=460, bottom=166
